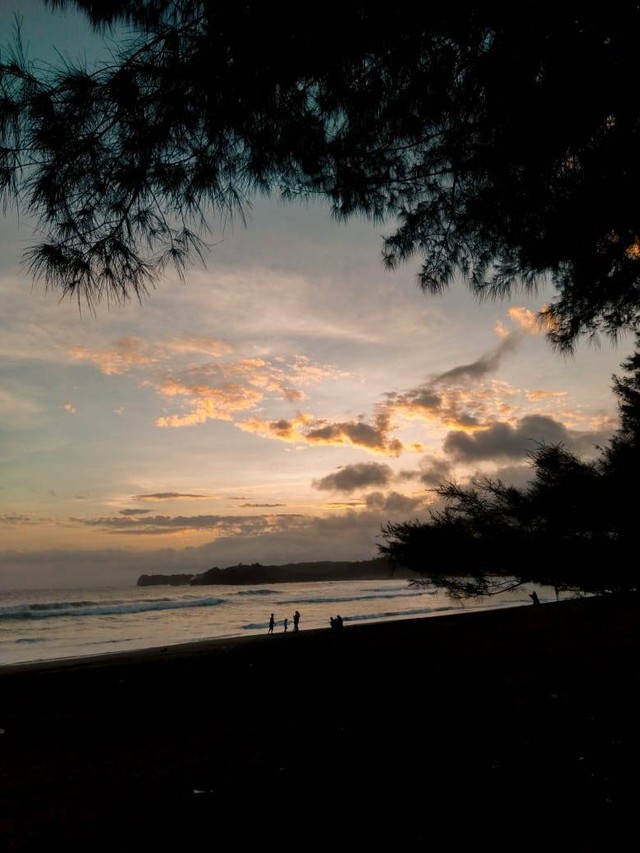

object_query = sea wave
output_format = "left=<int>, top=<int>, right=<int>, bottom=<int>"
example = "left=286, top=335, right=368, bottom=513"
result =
left=234, top=588, right=284, bottom=597
left=277, top=587, right=429, bottom=606
left=0, top=596, right=224, bottom=620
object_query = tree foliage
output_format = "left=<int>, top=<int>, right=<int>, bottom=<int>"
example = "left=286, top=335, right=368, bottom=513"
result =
left=2, top=3, right=640, bottom=346
left=379, top=336, right=640, bottom=597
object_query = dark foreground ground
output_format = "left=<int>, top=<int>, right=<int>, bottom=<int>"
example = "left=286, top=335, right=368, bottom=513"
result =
left=1, top=594, right=640, bottom=852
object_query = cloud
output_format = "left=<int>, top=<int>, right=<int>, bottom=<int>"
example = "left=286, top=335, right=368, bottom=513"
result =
left=238, top=413, right=313, bottom=443
left=281, top=387, right=306, bottom=402
left=68, top=336, right=232, bottom=375
left=155, top=384, right=264, bottom=426
left=164, top=337, right=232, bottom=357
left=132, top=492, right=215, bottom=501
left=71, top=512, right=307, bottom=537
left=432, top=335, right=521, bottom=384
left=0, top=513, right=372, bottom=588
left=388, top=385, right=498, bottom=430
left=525, top=390, right=567, bottom=402
left=487, top=462, right=540, bottom=490
left=146, top=355, right=345, bottom=428
left=0, top=480, right=437, bottom=587
left=312, top=462, right=394, bottom=493
left=388, top=387, right=442, bottom=417
left=239, top=503, right=286, bottom=508
left=507, top=306, right=544, bottom=335
left=384, top=337, right=527, bottom=432
left=119, top=509, right=153, bottom=516
left=68, top=337, right=158, bottom=375
left=416, top=455, right=454, bottom=487
left=68, top=337, right=349, bottom=430
left=0, top=513, right=37, bottom=525
left=305, top=413, right=403, bottom=456
left=442, top=414, right=608, bottom=462
left=364, top=491, right=425, bottom=513
left=240, top=411, right=404, bottom=455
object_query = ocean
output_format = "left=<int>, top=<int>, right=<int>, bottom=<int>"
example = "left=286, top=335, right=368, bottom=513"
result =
left=0, top=578, right=556, bottom=668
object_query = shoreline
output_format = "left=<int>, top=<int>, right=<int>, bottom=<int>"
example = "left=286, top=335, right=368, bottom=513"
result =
left=0, top=598, right=527, bottom=675
left=2, top=593, right=639, bottom=850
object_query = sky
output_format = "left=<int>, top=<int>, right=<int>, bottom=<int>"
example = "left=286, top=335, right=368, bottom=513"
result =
left=0, top=1, right=634, bottom=588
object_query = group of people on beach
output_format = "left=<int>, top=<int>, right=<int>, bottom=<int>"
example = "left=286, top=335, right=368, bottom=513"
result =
left=268, top=610, right=300, bottom=634
left=329, top=615, right=344, bottom=631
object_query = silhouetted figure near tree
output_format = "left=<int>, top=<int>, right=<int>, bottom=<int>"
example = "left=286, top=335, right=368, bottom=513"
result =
left=268, top=613, right=275, bottom=633
left=529, top=591, right=541, bottom=606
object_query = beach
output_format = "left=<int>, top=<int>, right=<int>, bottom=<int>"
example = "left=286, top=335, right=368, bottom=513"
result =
left=1, top=593, right=639, bottom=851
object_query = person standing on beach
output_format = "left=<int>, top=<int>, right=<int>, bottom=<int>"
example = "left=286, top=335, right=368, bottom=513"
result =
left=293, top=610, right=300, bottom=631
left=268, top=613, right=275, bottom=633
left=283, top=617, right=289, bottom=632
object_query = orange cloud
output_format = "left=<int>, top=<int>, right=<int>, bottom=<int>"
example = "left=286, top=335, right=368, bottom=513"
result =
left=67, top=336, right=352, bottom=433
left=68, top=337, right=157, bottom=374
left=389, top=386, right=491, bottom=430
left=305, top=413, right=403, bottom=456
left=538, top=304, right=562, bottom=335
left=237, top=413, right=314, bottom=443
left=525, top=390, right=567, bottom=402
left=239, top=412, right=404, bottom=456
left=164, top=337, right=232, bottom=357
left=507, top=306, right=543, bottom=335
left=156, top=384, right=264, bottom=426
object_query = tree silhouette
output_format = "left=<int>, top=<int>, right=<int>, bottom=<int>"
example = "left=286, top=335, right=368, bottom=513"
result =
left=598, top=341, right=640, bottom=561
left=379, top=337, right=640, bottom=597
left=2, top=3, right=640, bottom=347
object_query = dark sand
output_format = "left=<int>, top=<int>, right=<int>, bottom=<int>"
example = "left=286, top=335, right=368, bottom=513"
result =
left=1, top=594, right=640, bottom=851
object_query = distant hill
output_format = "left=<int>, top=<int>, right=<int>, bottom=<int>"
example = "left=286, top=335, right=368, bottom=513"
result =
left=137, top=557, right=417, bottom=587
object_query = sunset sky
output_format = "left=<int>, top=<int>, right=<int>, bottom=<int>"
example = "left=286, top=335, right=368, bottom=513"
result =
left=0, top=1, right=634, bottom=588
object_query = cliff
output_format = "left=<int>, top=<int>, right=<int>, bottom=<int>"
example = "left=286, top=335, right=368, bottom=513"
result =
left=137, top=557, right=415, bottom=587
left=137, top=573, right=196, bottom=587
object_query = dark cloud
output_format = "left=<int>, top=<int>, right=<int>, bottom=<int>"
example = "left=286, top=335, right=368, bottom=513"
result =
left=364, top=491, right=425, bottom=513
left=443, top=414, right=608, bottom=462
left=570, top=427, right=615, bottom=457
left=305, top=413, right=403, bottom=456
left=119, top=508, right=152, bottom=516
left=0, top=503, right=431, bottom=588
left=239, top=503, right=286, bottom=508
left=132, top=492, right=213, bottom=501
left=268, top=419, right=297, bottom=438
left=418, top=456, right=454, bottom=487
left=487, top=463, right=538, bottom=490
left=433, top=335, right=520, bottom=384
left=397, top=455, right=453, bottom=488
left=312, top=462, right=394, bottom=493
left=71, top=512, right=306, bottom=536
left=387, top=387, right=442, bottom=411
left=0, top=513, right=34, bottom=525
left=388, top=383, right=483, bottom=430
